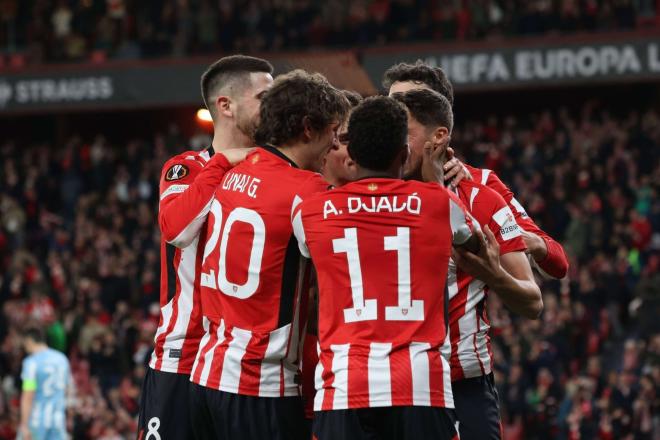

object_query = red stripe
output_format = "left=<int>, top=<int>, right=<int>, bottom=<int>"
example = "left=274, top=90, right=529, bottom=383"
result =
left=206, top=326, right=232, bottom=390
left=449, top=268, right=470, bottom=382
left=320, top=350, right=336, bottom=410
left=347, top=345, right=369, bottom=409
left=389, top=346, right=412, bottom=406
left=428, top=349, right=445, bottom=407
left=154, top=247, right=182, bottom=371
left=190, top=321, right=218, bottom=384
left=238, top=334, right=270, bottom=395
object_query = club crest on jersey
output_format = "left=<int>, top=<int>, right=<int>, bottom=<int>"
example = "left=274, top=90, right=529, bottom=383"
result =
left=165, top=164, right=189, bottom=181
left=251, top=154, right=260, bottom=164
left=367, top=183, right=378, bottom=191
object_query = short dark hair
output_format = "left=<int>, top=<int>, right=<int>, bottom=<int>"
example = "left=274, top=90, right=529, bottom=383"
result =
left=347, top=96, right=408, bottom=172
left=24, top=327, right=45, bottom=344
left=392, top=88, right=454, bottom=133
left=382, top=60, right=454, bottom=105
left=342, top=90, right=363, bottom=108
left=254, top=70, right=350, bottom=146
left=201, top=55, right=273, bottom=119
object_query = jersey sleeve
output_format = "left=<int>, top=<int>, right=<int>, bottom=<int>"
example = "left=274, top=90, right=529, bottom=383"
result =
left=290, top=174, right=328, bottom=258
left=447, top=190, right=478, bottom=246
left=484, top=193, right=526, bottom=255
left=291, top=196, right=310, bottom=258
left=158, top=152, right=233, bottom=248
left=21, top=358, right=37, bottom=391
left=484, top=171, right=569, bottom=279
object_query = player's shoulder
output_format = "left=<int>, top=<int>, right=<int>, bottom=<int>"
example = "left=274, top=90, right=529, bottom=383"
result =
left=458, top=179, right=506, bottom=205
left=161, top=149, right=210, bottom=178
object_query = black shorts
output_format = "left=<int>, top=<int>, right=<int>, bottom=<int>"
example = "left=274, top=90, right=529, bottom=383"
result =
left=189, top=382, right=310, bottom=440
left=452, top=373, right=503, bottom=440
left=313, top=406, right=458, bottom=440
left=137, top=367, right=193, bottom=440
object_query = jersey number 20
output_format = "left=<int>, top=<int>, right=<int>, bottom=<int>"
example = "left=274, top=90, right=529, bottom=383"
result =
left=201, top=200, right=265, bottom=299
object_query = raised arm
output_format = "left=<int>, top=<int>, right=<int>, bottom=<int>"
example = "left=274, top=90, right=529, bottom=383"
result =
left=159, top=149, right=252, bottom=247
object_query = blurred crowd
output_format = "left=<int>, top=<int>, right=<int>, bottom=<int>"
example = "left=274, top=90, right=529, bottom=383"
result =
left=0, top=0, right=658, bottom=65
left=0, top=101, right=658, bottom=439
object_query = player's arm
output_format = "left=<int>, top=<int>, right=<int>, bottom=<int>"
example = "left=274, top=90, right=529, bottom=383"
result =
left=454, top=225, right=542, bottom=319
left=20, top=360, right=37, bottom=439
left=447, top=191, right=481, bottom=253
left=159, top=149, right=252, bottom=247
left=485, top=171, right=568, bottom=279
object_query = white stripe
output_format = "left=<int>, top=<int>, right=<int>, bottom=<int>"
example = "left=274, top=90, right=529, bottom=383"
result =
left=368, top=343, right=392, bottom=407
left=259, top=324, right=291, bottom=396
left=447, top=259, right=458, bottom=300
left=161, top=238, right=199, bottom=371
left=190, top=317, right=210, bottom=375
left=43, top=401, right=53, bottom=429
left=167, top=197, right=214, bottom=248
left=219, top=326, right=253, bottom=393
left=313, top=342, right=325, bottom=411
left=199, top=320, right=225, bottom=387
left=409, top=342, right=431, bottom=406
left=150, top=298, right=175, bottom=370
left=469, top=187, right=480, bottom=211
left=440, top=333, right=454, bottom=408
left=291, top=196, right=310, bottom=258
left=200, top=150, right=211, bottom=162
left=456, top=279, right=487, bottom=377
left=449, top=197, right=472, bottom=245
left=481, top=169, right=491, bottom=186
left=330, top=343, right=350, bottom=410
left=160, top=184, right=189, bottom=201
left=510, top=197, right=528, bottom=217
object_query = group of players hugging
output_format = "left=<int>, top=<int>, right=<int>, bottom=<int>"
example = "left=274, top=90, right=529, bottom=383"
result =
left=137, top=55, right=569, bottom=440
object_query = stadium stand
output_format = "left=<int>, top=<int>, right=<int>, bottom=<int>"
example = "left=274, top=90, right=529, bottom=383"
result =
left=0, top=0, right=657, bottom=64
left=0, top=100, right=657, bottom=438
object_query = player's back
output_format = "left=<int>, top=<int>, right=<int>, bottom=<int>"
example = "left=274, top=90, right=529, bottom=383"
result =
left=22, top=348, right=70, bottom=431
left=296, top=178, right=472, bottom=411
left=151, top=148, right=214, bottom=375
left=192, top=146, right=328, bottom=397
left=447, top=179, right=525, bottom=381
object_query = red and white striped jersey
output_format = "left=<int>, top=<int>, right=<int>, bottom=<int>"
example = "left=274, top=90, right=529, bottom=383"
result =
left=465, top=165, right=568, bottom=279
left=190, top=147, right=329, bottom=397
left=150, top=148, right=234, bottom=375
left=447, top=180, right=526, bottom=381
left=292, top=178, right=476, bottom=411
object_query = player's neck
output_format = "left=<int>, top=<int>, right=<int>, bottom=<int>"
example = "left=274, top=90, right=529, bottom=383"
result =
left=211, top=125, right=252, bottom=153
left=353, top=168, right=397, bottom=180
left=274, top=143, right=310, bottom=170
left=29, top=343, right=48, bottom=354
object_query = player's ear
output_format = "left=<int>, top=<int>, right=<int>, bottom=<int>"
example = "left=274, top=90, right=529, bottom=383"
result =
left=216, top=95, right=233, bottom=118
left=301, top=116, right=313, bottom=142
left=433, top=127, right=449, bottom=151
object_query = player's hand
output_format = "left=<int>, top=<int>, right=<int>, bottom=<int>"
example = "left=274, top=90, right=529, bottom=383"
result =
left=453, top=226, right=503, bottom=285
left=521, top=230, right=548, bottom=262
left=421, top=140, right=446, bottom=184
left=443, top=147, right=472, bottom=188
left=220, top=147, right=256, bottom=165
